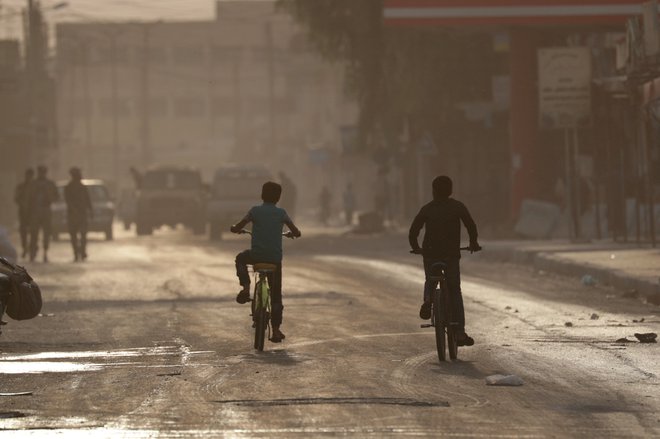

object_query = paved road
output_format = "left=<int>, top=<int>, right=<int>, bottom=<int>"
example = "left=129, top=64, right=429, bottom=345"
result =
left=0, top=227, right=658, bottom=437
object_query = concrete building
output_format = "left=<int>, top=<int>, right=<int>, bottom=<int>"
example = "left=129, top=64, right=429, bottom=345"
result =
left=0, top=40, right=27, bottom=228
left=55, top=0, right=358, bottom=202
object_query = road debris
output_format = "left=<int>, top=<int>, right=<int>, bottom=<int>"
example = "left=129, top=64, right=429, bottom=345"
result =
left=565, top=322, right=573, bottom=327
left=504, top=306, right=512, bottom=310
left=622, top=290, right=639, bottom=299
left=615, top=338, right=633, bottom=343
left=0, top=391, right=32, bottom=396
left=634, top=333, right=657, bottom=343
left=590, top=313, right=599, bottom=320
left=632, top=318, right=645, bottom=323
left=581, top=275, right=597, bottom=286
left=486, top=374, right=524, bottom=386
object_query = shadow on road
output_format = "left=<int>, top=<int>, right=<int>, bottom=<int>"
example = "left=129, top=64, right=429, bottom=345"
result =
left=430, top=359, right=484, bottom=379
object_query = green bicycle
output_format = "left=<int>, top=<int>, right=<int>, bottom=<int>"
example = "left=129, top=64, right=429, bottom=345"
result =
left=239, top=229, right=293, bottom=351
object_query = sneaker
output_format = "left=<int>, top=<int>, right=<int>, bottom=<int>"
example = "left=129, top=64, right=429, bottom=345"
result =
left=456, top=331, right=474, bottom=346
left=270, top=328, right=286, bottom=343
left=236, top=288, right=251, bottom=304
left=419, top=301, right=432, bottom=320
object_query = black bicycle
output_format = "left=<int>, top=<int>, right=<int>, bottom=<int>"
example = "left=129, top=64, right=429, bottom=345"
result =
left=414, top=247, right=479, bottom=362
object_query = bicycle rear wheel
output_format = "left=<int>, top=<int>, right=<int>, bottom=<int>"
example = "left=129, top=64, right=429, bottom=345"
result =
left=433, top=289, right=446, bottom=362
left=254, top=306, right=267, bottom=351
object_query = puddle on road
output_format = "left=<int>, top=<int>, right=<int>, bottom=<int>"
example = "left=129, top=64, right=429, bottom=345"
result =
left=0, top=361, right=104, bottom=374
left=0, top=346, right=213, bottom=375
left=0, top=346, right=182, bottom=361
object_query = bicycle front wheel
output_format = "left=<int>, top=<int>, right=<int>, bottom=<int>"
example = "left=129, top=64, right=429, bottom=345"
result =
left=433, top=289, right=446, bottom=362
left=447, top=327, right=458, bottom=360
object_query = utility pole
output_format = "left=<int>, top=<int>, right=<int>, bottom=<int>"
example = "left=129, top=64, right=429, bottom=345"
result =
left=139, top=23, right=151, bottom=168
left=110, top=35, right=119, bottom=191
left=81, top=39, right=93, bottom=173
left=265, top=21, right=276, bottom=154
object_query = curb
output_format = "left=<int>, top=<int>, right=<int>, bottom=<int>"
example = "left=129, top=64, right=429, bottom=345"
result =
left=481, top=244, right=660, bottom=302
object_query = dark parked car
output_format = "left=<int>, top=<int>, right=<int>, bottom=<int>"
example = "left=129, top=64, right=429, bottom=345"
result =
left=51, top=179, right=116, bottom=241
left=135, top=165, right=207, bottom=236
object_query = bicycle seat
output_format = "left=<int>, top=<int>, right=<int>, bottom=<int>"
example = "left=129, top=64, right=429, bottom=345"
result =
left=253, top=263, right=277, bottom=273
left=431, top=262, right=447, bottom=270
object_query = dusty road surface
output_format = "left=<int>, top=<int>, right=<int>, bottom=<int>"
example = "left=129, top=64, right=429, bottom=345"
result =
left=1, top=227, right=658, bottom=438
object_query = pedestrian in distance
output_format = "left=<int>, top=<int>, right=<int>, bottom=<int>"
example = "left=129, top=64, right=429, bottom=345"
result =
left=343, top=182, right=356, bottom=226
left=278, top=171, right=297, bottom=219
left=319, top=186, right=331, bottom=226
left=27, top=165, right=58, bottom=263
left=14, top=168, right=34, bottom=259
left=231, top=181, right=302, bottom=343
left=65, top=167, right=93, bottom=262
left=409, top=176, right=481, bottom=347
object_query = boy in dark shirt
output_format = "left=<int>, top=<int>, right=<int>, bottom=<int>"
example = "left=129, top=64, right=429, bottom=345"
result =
left=231, top=181, right=301, bottom=343
left=409, top=176, right=481, bottom=346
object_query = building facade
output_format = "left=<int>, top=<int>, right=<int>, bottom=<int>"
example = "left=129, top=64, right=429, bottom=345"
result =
left=55, top=0, right=358, bottom=201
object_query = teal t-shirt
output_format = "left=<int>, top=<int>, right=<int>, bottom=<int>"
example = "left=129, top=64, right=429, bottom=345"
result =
left=247, top=203, right=291, bottom=263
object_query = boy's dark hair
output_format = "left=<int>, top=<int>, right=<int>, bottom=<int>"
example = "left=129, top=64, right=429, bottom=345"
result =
left=262, top=181, right=282, bottom=203
left=432, top=176, right=453, bottom=199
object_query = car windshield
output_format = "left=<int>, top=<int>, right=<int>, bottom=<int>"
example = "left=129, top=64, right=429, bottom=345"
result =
left=57, top=184, right=110, bottom=202
left=142, top=170, right=201, bottom=190
left=87, top=185, right=110, bottom=202
left=213, top=170, right=269, bottom=199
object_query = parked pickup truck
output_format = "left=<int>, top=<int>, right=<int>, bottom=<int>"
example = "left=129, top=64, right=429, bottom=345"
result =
left=207, top=165, right=272, bottom=240
left=135, top=165, right=207, bottom=236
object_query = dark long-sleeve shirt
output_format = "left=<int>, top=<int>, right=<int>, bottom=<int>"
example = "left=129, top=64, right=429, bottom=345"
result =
left=408, top=198, right=478, bottom=259
left=64, top=181, right=92, bottom=220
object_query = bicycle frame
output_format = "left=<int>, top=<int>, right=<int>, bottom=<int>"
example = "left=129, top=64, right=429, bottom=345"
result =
left=253, top=271, right=272, bottom=316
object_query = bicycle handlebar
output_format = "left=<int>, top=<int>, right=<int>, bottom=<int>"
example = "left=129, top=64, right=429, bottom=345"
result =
left=236, top=229, right=296, bottom=239
left=410, top=246, right=482, bottom=254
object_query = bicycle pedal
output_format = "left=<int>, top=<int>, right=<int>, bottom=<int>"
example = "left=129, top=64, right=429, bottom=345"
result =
left=420, top=324, right=433, bottom=328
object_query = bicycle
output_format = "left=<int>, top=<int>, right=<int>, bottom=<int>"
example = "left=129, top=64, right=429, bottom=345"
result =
left=413, top=246, right=480, bottom=362
left=237, top=229, right=294, bottom=351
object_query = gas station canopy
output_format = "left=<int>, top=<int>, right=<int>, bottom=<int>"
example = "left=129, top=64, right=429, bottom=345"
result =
left=383, top=0, right=653, bottom=26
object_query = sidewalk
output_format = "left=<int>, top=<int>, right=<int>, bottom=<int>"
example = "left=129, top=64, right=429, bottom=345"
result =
left=482, top=240, right=660, bottom=304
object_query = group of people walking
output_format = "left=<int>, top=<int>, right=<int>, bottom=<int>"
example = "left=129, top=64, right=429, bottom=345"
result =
left=14, top=166, right=92, bottom=263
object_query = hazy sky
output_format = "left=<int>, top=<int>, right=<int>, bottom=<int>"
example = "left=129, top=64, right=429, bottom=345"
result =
left=0, top=0, right=219, bottom=39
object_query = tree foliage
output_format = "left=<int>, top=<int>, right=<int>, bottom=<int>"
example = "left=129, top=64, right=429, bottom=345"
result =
left=278, top=0, right=494, bottom=152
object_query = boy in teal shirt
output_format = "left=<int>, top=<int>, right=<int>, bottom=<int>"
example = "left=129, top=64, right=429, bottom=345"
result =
left=231, top=181, right=301, bottom=343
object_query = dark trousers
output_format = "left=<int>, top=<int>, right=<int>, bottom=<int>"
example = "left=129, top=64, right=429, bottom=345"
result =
left=18, top=210, right=29, bottom=254
left=235, top=250, right=283, bottom=328
left=68, top=216, right=88, bottom=259
left=423, top=257, right=465, bottom=330
left=29, top=213, right=52, bottom=259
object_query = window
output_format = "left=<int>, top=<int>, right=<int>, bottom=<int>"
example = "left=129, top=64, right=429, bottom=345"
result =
left=148, top=97, right=169, bottom=118
left=210, top=96, right=235, bottom=118
left=174, top=97, right=205, bottom=117
left=211, top=46, right=242, bottom=63
left=171, top=46, right=204, bottom=65
left=98, top=98, right=131, bottom=117
left=145, top=47, right=168, bottom=64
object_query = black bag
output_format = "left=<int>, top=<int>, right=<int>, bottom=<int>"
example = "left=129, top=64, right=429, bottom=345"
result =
left=0, top=257, right=42, bottom=321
